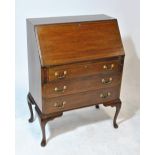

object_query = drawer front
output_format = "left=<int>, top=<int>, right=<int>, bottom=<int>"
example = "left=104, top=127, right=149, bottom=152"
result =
left=43, top=73, right=121, bottom=98
left=47, top=58, right=123, bottom=82
left=43, top=86, right=120, bottom=114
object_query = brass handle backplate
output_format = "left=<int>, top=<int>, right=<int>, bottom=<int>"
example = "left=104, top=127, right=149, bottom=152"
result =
left=103, top=64, right=115, bottom=70
left=54, top=86, right=67, bottom=93
left=101, top=77, right=113, bottom=84
left=55, top=71, right=67, bottom=79
left=100, top=92, right=111, bottom=99
left=54, top=101, right=66, bottom=108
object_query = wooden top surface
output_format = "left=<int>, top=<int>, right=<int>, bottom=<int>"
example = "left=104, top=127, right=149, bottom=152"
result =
left=27, top=14, right=114, bottom=25
left=27, top=15, right=124, bottom=66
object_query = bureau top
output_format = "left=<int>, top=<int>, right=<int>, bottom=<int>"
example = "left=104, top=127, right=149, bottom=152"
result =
left=27, top=14, right=114, bottom=25
left=27, top=14, right=125, bottom=67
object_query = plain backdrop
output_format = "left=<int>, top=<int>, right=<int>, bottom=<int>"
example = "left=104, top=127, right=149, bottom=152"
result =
left=15, top=0, right=140, bottom=154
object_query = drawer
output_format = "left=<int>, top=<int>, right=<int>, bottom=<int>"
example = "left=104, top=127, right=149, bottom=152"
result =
left=46, top=58, right=123, bottom=82
left=42, top=73, right=121, bottom=98
left=42, top=86, right=120, bottom=114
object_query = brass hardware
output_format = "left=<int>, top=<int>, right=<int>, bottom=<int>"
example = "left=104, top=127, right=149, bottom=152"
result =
left=101, top=77, right=113, bottom=84
left=54, top=101, right=66, bottom=108
left=55, top=71, right=67, bottom=79
left=103, top=64, right=115, bottom=70
left=54, top=85, right=67, bottom=92
left=100, top=92, right=111, bottom=99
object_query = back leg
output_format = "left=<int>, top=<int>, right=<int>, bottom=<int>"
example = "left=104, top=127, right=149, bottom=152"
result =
left=27, top=93, right=34, bottom=123
left=95, top=105, right=100, bottom=109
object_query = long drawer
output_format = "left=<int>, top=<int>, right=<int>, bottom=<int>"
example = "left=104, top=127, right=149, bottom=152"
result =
left=45, top=58, right=123, bottom=82
left=42, top=73, right=122, bottom=98
left=42, top=86, right=120, bottom=114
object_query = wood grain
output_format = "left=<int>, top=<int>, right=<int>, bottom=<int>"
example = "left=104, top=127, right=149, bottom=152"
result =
left=43, top=73, right=122, bottom=98
left=43, top=86, right=120, bottom=114
left=47, top=57, right=123, bottom=82
left=27, top=15, right=125, bottom=146
left=35, top=20, right=124, bottom=66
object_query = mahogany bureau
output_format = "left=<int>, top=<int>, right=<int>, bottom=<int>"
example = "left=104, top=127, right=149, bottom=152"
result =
left=26, top=14, right=125, bottom=146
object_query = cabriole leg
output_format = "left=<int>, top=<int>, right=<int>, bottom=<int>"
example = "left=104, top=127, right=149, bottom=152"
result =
left=113, top=101, right=122, bottom=128
left=40, top=119, right=47, bottom=147
left=27, top=93, right=34, bottom=123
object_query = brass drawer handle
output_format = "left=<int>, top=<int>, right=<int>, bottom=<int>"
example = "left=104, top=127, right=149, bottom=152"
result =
left=100, top=92, right=111, bottom=99
left=54, top=86, right=67, bottom=92
left=55, top=71, right=67, bottom=79
left=103, top=64, right=115, bottom=70
left=101, top=77, right=113, bottom=84
left=54, top=101, right=66, bottom=108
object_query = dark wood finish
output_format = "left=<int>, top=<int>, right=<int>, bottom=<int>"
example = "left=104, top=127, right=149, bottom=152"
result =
left=27, top=92, right=122, bottom=146
left=27, top=93, right=34, bottom=122
left=27, top=93, right=63, bottom=146
left=27, top=20, right=42, bottom=110
left=43, top=73, right=121, bottom=98
left=103, top=98, right=122, bottom=128
left=113, top=100, right=122, bottom=128
left=35, top=20, right=124, bottom=66
left=27, top=14, right=113, bottom=25
left=27, top=14, right=125, bottom=146
left=43, top=86, right=120, bottom=114
left=47, top=57, right=123, bottom=82
left=95, top=105, right=100, bottom=109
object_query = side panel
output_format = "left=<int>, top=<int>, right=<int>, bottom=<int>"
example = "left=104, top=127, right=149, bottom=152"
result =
left=27, top=20, right=42, bottom=110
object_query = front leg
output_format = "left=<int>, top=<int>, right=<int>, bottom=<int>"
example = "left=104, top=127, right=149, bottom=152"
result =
left=27, top=93, right=34, bottom=123
left=113, top=101, right=122, bottom=128
left=40, top=118, right=47, bottom=147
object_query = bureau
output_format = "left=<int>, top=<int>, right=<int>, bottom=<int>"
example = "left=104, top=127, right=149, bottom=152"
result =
left=26, top=14, right=125, bottom=147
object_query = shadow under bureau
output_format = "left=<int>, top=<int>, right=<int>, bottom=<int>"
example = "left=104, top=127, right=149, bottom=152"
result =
left=26, top=14, right=125, bottom=146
